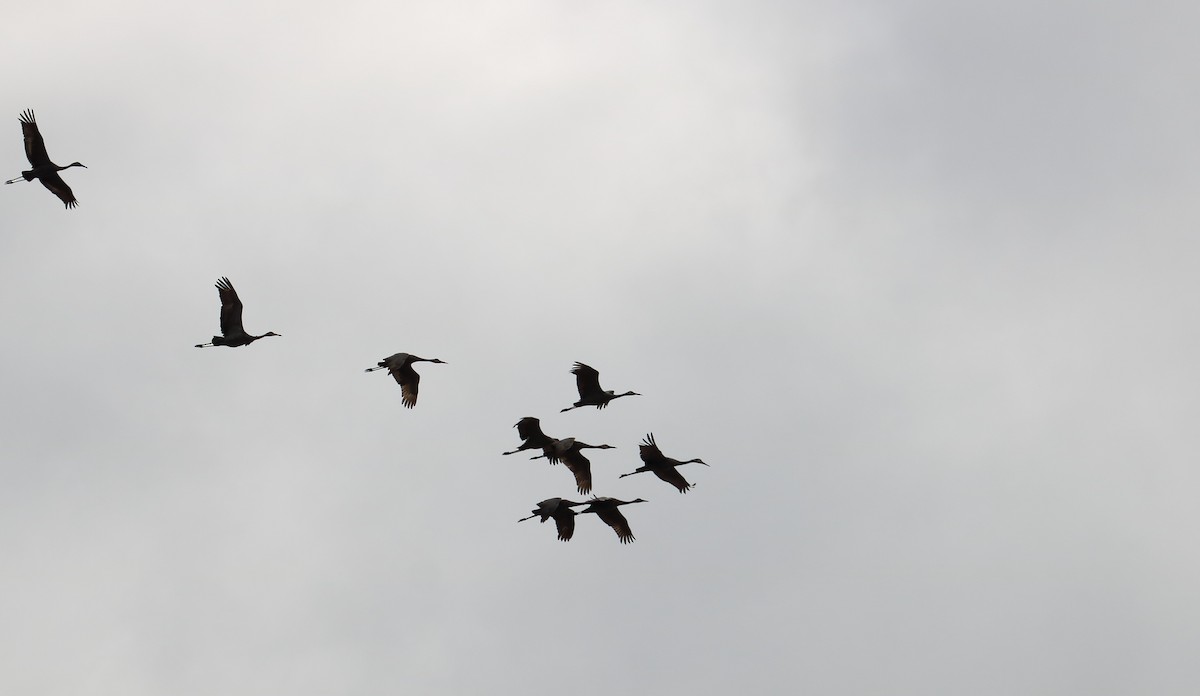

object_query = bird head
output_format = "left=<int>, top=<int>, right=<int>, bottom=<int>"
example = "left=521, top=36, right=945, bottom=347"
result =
left=264, top=331, right=281, bottom=337
left=685, top=458, right=710, bottom=467
left=68, top=162, right=86, bottom=169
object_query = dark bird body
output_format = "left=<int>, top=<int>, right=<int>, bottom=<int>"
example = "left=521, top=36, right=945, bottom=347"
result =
left=619, top=433, right=709, bottom=493
left=5, top=110, right=86, bottom=209
left=503, top=417, right=557, bottom=456
left=365, top=352, right=446, bottom=408
left=518, top=498, right=587, bottom=541
left=531, top=437, right=615, bottom=494
left=194, top=277, right=281, bottom=349
left=578, top=497, right=646, bottom=544
left=561, top=362, right=640, bottom=412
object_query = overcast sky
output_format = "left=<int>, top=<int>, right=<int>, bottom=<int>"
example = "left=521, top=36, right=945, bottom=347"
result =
left=3, top=1, right=1199, bottom=694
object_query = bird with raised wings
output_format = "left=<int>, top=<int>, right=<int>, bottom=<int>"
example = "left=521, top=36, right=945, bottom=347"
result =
left=518, top=498, right=587, bottom=542
left=5, top=110, right=86, bottom=209
left=502, top=417, right=557, bottom=456
left=365, top=352, right=446, bottom=408
left=578, top=497, right=646, bottom=544
left=194, top=277, right=281, bottom=349
left=530, top=437, right=615, bottom=495
left=619, top=433, right=709, bottom=494
left=560, top=362, right=640, bottom=412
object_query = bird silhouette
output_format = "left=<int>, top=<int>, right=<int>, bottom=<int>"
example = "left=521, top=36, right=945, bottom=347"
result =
left=194, top=277, right=281, bottom=349
left=518, top=498, right=587, bottom=541
left=365, top=352, right=446, bottom=408
left=561, top=362, right=640, bottom=412
left=503, top=417, right=557, bottom=456
left=578, top=497, right=646, bottom=544
left=530, top=438, right=615, bottom=494
left=5, top=110, right=86, bottom=209
left=619, top=433, right=709, bottom=493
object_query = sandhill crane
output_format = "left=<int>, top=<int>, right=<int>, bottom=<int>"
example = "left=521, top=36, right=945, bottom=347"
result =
left=503, top=417, right=556, bottom=456
left=619, top=433, right=709, bottom=494
left=365, top=352, right=446, bottom=408
left=194, top=277, right=281, bottom=349
left=578, top=497, right=646, bottom=544
left=561, top=362, right=640, bottom=412
left=5, top=110, right=86, bottom=209
left=518, top=498, right=587, bottom=541
left=531, top=437, right=615, bottom=494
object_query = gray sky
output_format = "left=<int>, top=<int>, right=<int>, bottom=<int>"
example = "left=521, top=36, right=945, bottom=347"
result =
left=3, top=1, right=1199, bottom=694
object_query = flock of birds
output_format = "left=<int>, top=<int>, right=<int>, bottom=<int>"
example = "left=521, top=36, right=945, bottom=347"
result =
left=8, top=110, right=709, bottom=545
left=505, top=363, right=709, bottom=543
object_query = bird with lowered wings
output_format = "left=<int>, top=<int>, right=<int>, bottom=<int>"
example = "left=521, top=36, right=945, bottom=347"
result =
left=618, top=433, right=709, bottom=494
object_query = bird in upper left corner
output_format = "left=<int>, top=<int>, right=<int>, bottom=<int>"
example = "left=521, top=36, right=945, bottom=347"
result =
left=5, top=110, right=86, bottom=209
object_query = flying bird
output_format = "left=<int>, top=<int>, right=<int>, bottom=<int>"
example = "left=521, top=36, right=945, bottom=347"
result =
left=578, top=497, right=646, bottom=544
left=5, top=110, right=86, bottom=209
left=365, top=352, right=446, bottom=408
left=561, top=362, right=640, bottom=412
left=194, top=277, right=281, bottom=348
left=531, top=437, right=615, bottom=494
left=518, top=498, right=587, bottom=541
left=619, top=433, right=709, bottom=494
left=503, top=417, right=557, bottom=456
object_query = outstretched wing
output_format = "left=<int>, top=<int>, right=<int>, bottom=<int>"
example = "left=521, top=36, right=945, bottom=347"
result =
left=571, top=362, right=602, bottom=398
left=19, top=110, right=50, bottom=167
left=215, top=277, right=245, bottom=337
left=515, top=417, right=550, bottom=445
left=653, top=466, right=694, bottom=494
left=395, top=364, right=420, bottom=408
left=639, top=433, right=665, bottom=466
left=562, top=450, right=593, bottom=494
left=596, top=508, right=635, bottom=544
left=551, top=510, right=576, bottom=541
left=37, top=171, right=77, bottom=209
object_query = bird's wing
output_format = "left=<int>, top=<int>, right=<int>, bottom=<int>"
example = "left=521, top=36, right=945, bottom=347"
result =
left=571, top=362, right=602, bottom=397
left=37, top=171, right=77, bottom=209
left=19, top=110, right=50, bottom=167
left=639, top=433, right=664, bottom=465
left=562, top=451, right=592, bottom=494
left=382, top=353, right=410, bottom=375
left=596, top=508, right=635, bottom=544
left=396, top=364, right=420, bottom=408
left=552, top=510, right=576, bottom=541
left=215, top=277, right=245, bottom=337
left=653, top=466, right=693, bottom=494
left=515, top=417, right=545, bottom=442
